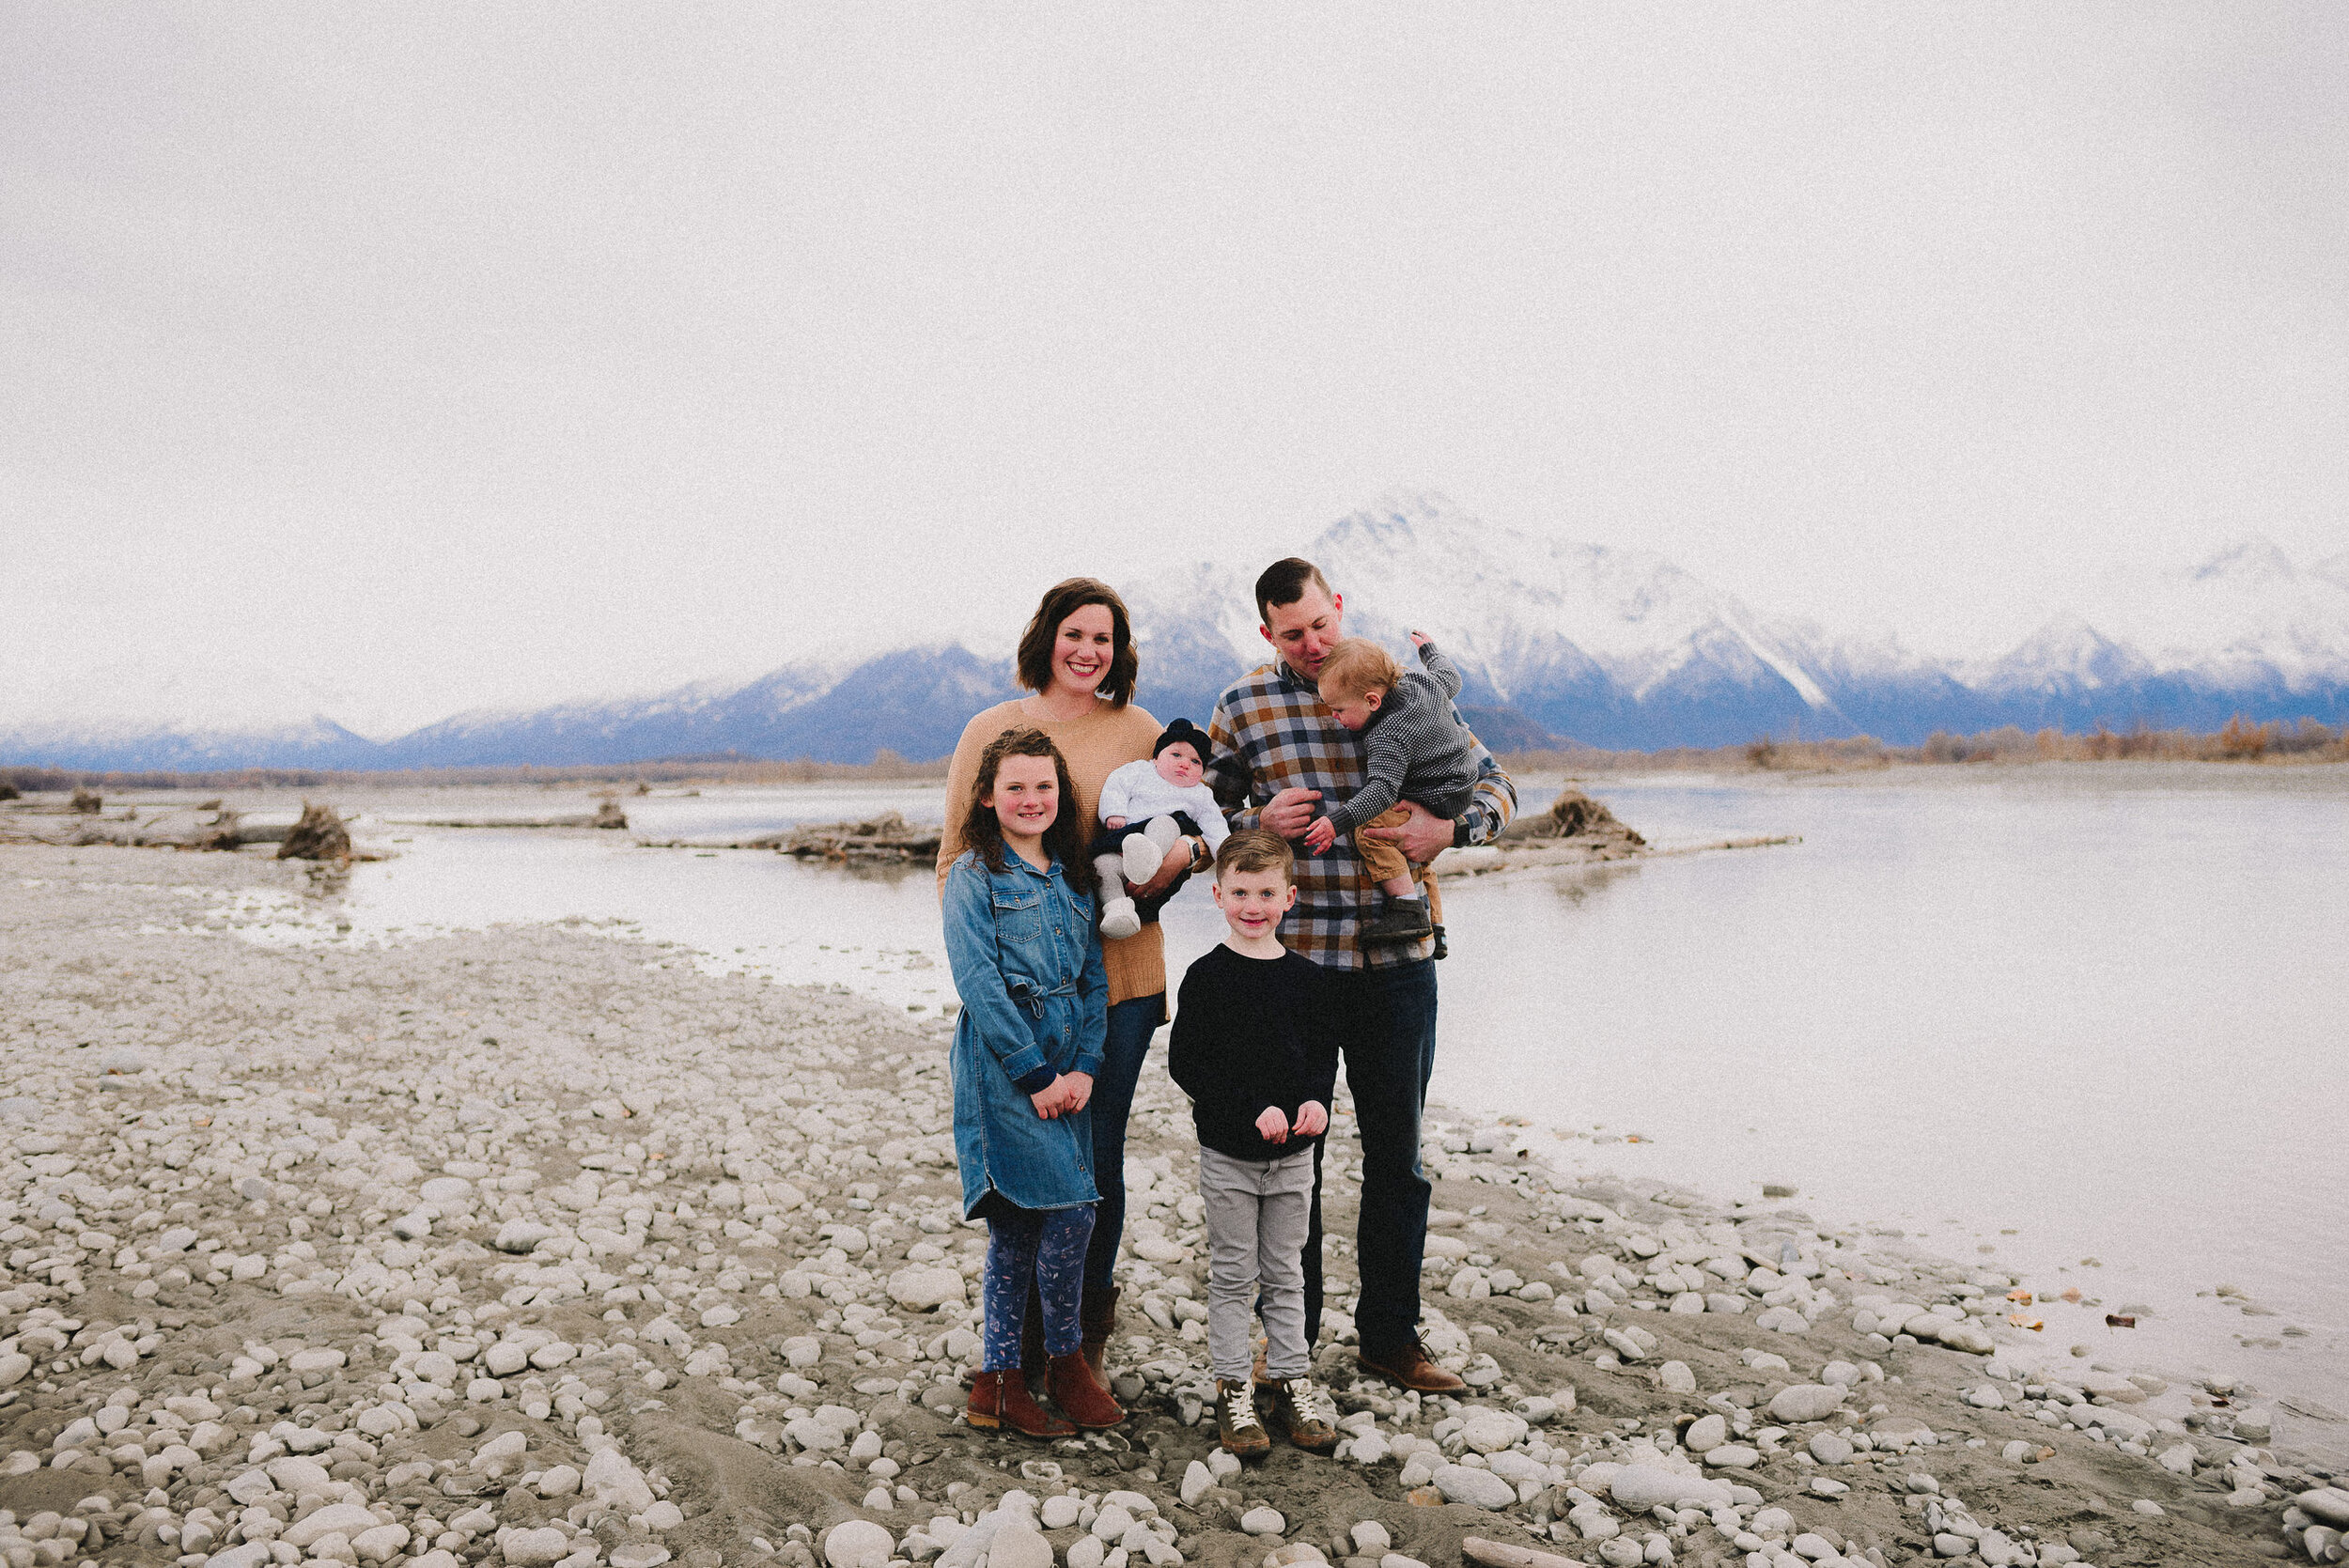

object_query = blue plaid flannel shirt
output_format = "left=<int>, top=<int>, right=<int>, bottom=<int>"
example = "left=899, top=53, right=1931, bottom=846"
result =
left=1206, top=659, right=1516, bottom=970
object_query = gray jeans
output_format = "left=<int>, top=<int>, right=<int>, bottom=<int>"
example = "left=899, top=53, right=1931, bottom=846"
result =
left=1198, top=1144, right=1317, bottom=1381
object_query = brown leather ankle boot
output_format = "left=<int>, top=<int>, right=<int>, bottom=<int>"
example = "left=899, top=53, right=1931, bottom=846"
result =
left=1048, top=1350, right=1125, bottom=1428
left=967, top=1370, right=1074, bottom=1438
left=1079, top=1283, right=1120, bottom=1380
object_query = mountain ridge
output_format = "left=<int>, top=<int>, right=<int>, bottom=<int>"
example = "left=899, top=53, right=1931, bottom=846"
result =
left=8, top=495, right=2349, bottom=768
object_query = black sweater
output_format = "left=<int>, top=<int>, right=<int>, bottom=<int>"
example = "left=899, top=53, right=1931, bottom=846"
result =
left=1168, top=945, right=1341, bottom=1162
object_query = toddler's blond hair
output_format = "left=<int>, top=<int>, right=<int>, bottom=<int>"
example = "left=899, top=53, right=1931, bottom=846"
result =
left=1316, top=638, right=1402, bottom=701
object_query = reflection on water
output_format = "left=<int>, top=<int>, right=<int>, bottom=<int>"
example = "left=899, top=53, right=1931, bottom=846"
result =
left=309, top=768, right=2348, bottom=1447
left=1430, top=769, right=2349, bottom=1447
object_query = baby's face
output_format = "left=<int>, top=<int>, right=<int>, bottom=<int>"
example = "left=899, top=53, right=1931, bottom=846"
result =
left=1155, top=742, right=1204, bottom=788
left=1319, top=685, right=1381, bottom=732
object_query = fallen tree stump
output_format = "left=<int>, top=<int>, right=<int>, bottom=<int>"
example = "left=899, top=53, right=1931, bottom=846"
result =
left=780, top=810, right=940, bottom=862
left=278, top=800, right=351, bottom=861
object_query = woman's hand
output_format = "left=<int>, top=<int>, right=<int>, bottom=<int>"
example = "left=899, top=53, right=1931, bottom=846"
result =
left=1126, top=839, right=1195, bottom=899
left=1254, top=1106, right=1291, bottom=1143
left=1293, top=1100, right=1330, bottom=1137
left=1059, top=1071, right=1094, bottom=1113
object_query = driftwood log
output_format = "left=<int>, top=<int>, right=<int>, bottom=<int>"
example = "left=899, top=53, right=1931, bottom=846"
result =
left=780, top=810, right=940, bottom=862
left=278, top=801, right=352, bottom=861
left=1497, top=786, right=1646, bottom=848
left=1461, top=1538, right=1587, bottom=1568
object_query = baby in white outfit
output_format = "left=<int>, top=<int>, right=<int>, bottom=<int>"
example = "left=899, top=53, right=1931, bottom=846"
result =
left=1094, top=719, right=1229, bottom=940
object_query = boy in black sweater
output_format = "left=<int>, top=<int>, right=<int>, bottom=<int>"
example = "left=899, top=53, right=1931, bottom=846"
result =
left=1168, top=830, right=1342, bottom=1459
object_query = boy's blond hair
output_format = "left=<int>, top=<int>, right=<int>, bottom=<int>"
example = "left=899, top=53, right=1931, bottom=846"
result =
left=1214, top=828, right=1295, bottom=885
left=1316, top=637, right=1402, bottom=701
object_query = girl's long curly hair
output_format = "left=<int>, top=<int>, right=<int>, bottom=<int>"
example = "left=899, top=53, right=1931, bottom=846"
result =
left=959, top=727, right=1097, bottom=901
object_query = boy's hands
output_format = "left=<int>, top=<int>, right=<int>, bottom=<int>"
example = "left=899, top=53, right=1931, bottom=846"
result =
left=1030, top=1071, right=1095, bottom=1119
left=1302, top=817, right=1336, bottom=853
left=1408, top=629, right=1431, bottom=649
left=1252, top=1102, right=1329, bottom=1142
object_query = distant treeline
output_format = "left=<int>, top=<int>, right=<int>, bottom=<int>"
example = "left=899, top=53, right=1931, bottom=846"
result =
left=1501, top=716, right=2349, bottom=773
left=8, top=721, right=2344, bottom=796
left=0, top=749, right=950, bottom=794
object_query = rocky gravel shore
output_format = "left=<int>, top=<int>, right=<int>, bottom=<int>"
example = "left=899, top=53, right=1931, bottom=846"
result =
left=3, top=844, right=2338, bottom=1568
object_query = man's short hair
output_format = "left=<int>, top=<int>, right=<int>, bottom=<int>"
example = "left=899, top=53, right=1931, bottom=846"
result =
left=1254, top=557, right=1332, bottom=628
left=1215, top=828, right=1295, bottom=885
left=1315, top=638, right=1401, bottom=700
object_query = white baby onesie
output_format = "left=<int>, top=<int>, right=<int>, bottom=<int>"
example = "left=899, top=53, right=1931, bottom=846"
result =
left=1097, top=759, right=1230, bottom=849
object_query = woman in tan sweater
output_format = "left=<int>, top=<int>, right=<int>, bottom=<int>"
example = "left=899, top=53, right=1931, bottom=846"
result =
left=940, top=577, right=1207, bottom=1378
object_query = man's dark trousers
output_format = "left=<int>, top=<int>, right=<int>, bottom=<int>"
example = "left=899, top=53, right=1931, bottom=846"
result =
left=1298, top=955, right=1439, bottom=1359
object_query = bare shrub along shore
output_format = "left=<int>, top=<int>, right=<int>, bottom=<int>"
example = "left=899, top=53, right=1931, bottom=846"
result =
left=4, top=845, right=2344, bottom=1568
left=6, top=720, right=2344, bottom=800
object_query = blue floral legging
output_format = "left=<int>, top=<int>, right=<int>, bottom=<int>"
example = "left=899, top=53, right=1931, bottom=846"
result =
left=981, top=1203, right=1097, bottom=1372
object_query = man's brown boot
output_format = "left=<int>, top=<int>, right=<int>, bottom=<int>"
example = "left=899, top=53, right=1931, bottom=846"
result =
left=1214, top=1377, right=1270, bottom=1459
left=1079, top=1284, right=1120, bottom=1381
left=967, top=1370, right=1075, bottom=1438
left=1356, top=1335, right=1467, bottom=1394
left=1048, top=1351, right=1125, bottom=1428
left=1265, top=1374, right=1341, bottom=1452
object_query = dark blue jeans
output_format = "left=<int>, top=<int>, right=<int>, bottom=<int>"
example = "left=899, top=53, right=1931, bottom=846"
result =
left=1299, top=955, right=1439, bottom=1358
left=1083, top=991, right=1166, bottom=1293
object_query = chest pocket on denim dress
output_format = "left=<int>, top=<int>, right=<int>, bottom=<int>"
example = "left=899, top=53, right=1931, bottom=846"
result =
left=991, top=889, right=1043, bottom=945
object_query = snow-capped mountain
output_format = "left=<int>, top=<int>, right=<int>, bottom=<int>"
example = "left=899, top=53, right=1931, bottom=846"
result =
left=9, top=493, right=2348, bottom=769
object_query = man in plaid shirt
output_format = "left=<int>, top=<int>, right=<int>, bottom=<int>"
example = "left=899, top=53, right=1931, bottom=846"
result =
left=1205, top=557, right=1516, bottom=1392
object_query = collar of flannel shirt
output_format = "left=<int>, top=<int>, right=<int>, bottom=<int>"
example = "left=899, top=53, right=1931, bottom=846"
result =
left=1220, top=658, right=1426, bottom=971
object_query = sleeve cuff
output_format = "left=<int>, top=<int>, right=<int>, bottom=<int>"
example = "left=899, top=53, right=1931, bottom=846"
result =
left=1072, top=1051, right=1104, bottom=1078
left=1010, top=1063, right=1058, bottom=1094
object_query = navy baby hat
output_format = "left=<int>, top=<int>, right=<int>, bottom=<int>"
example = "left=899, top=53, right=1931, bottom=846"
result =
left=1154, top=718, right=1209, bottom=758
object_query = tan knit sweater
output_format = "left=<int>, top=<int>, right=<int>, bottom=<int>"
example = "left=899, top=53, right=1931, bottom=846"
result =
left=937, top=697, right=1170, bottom=1007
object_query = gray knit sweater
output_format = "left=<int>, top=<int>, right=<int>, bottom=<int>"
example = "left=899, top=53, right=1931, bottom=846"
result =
left=1321, top=642, right=1482, bottom=837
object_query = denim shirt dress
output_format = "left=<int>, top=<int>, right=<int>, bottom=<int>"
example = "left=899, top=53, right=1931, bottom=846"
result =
left=943, top=849, right=1109, bottom=1218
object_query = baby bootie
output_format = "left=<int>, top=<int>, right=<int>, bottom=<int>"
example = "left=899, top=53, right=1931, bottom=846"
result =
left=1100, top=897, right=1142, bottom=941
left=1121, top=834, right=1165, bottom=884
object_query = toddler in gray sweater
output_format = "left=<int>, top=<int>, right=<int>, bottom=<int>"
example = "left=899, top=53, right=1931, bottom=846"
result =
left=1303, top=633, right=1479, bottom=943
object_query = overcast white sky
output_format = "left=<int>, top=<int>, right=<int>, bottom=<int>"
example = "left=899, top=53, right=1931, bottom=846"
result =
left=6, top=3, right=2346, bottom=736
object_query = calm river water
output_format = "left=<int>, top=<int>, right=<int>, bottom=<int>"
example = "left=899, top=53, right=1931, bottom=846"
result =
left=299, top=765, right=2347, bottom=1453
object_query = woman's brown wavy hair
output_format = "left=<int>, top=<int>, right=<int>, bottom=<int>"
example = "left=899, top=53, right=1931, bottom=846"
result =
left=957, top=727, right=1098, bottom=900
left=1016, top=577, right=1138, bottom=708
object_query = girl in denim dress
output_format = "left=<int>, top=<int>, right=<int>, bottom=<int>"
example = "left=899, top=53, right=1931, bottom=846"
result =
left=942, top=728, right=1126, bottom=1436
